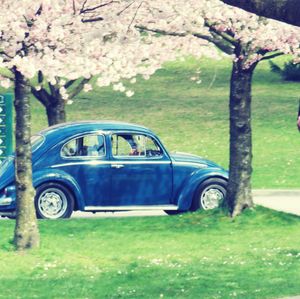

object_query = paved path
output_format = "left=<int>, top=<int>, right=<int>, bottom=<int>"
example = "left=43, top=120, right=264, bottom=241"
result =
left=1, top=189, right=298, bottom=219
left=253, top=189, right=300, bottom=216
left=72, top=189, right=300, bottom=218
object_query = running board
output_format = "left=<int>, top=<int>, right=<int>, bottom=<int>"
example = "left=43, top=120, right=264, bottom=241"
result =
left=84, top=205, right=178, bottom=211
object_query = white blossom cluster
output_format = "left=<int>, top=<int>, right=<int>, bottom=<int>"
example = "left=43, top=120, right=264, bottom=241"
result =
left=0, top=0, right=214, bottom=98
left=0, top=0, right=300, bottom=98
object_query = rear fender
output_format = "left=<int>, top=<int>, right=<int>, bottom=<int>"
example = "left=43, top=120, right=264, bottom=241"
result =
left=33, top=169, right=84, bottom=210
left=176, top=168, right=228, bottom=211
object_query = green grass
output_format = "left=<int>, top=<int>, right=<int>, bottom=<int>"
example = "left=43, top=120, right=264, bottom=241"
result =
left=1, top=207, right=300, bottom=298
left=9, top=56, right=296, bottom=188
left=1, top=56, right=299, bottom=187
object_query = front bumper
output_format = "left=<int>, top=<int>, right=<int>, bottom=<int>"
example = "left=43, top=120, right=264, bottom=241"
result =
left=0, top=194, right=16, bottom=218
left=0, top=186, right=16, bottom=212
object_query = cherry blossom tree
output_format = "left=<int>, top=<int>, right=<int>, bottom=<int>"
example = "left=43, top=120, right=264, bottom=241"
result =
left=132, top=0, right=300, bottom=216
left=200, top=2, right=300, bottom=216
left=0, top=0, right=214, bottom=250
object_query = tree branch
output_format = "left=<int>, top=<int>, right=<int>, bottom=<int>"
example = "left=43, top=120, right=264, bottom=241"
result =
left=204, top=19, right=238, bottom=46
left=31, top=86, right=51, bottom=108
left=38, top=71, right=44, bottom=84
left=48, top=81, right=58, bottom=98
left=260, top=52, right=284, bottom=61
left=68, top=78, right=91, bottom=99
left=64, top=79, right=77, bottom=89
left=117, top=1, right=136, bottom=16
left=220, top=0, right=300, bottom=27
left=81, top=16, right=104, bottom=23
left=80, top=1, right=117, bottom=14
left=0, top=51, right=13, bottom=60
left=136, top=26, right=234, bottom=55
left=127, top=1, right=143, bottom=32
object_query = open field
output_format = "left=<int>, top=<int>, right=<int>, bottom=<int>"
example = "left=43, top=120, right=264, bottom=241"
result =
left=5, top=56, right=296, bottom=188
left=1, top=207, right=300, bottom=299
left=1, top=58, right=300, bottom=298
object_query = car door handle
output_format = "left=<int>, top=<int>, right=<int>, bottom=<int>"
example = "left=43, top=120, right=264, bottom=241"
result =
left=111, top=164, right=124, bottom=169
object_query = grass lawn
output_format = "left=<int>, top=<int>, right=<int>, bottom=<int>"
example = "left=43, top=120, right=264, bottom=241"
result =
left=0, top=207, right=300, bottom=299
left=22, top=56, right=300, bottom=188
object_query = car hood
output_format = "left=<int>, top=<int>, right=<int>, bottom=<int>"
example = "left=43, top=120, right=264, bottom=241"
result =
left=0, top=156, right=14, bottom=190
left=170, top=152, right=222, bottom=168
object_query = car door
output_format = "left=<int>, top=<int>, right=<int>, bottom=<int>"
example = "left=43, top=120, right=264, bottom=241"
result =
left=108, top=132, right=173, bottom=206
left=59, top=133, right=110, bottom=207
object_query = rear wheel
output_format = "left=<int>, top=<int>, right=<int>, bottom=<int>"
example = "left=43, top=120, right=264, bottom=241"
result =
left=191, top=178, right=227, bottom=211
left=35, top=183, right=74, bottom=219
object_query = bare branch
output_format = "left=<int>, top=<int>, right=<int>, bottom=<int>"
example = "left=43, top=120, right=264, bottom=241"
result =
left=0, top=51, right=13, bottom=60
left=82, top=16, right=104, bottom=23
left=204, top=19, right=238, bottom=46
left=117, top=0, right=136, bottom=16
left=127, top=1, right=143, bottom=32
left=64, top=79, right=77, bottom=89
left=72, top=0, right=76, bottom=15
left=260, top=51, right=284, bottom=61
left=68, top=78, right=91, bottom=99
left=38, top=71, right=44, bottom=84
left=48, top=81, right=58, bottom=98
left=80, top=1, right=117, bottom=14
left=35, top=4, right=43, bottom=16
left=81, top=0, right=88, bottom=13
left=136, top=25, right=186, bottom=37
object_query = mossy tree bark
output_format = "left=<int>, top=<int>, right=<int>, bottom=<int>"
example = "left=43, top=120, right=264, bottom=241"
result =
left=46, top=99, right=66, bottom=126
left=13, top=68, right=40, bottom=250
left=227, top=51, right=258, bottom=217
left=221, top=0, right=300, bottom=27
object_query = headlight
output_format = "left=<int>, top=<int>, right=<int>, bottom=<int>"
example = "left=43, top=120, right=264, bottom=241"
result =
left=2, top=186, right=15, bottom=196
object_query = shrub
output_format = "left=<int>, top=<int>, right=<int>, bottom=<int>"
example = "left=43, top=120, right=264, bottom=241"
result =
left=269, top=60, right=300, bottom=82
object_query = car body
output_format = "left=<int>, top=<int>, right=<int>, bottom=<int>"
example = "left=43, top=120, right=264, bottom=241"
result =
left=0, top=121, right=228, bottom=219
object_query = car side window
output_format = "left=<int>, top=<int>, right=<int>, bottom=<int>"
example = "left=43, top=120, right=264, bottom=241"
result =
left=111, top=133, right=163, bottom=158
left=61, top=134, right=105, bottom=158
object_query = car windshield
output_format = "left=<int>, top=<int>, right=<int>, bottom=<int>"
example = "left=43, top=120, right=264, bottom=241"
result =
left=31, top=134, right=45, bottom=152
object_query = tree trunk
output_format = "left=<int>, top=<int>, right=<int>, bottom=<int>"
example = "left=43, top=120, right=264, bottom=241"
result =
left=13, top=68, right=40, bottom=250
left=220, top=0, right=300, bottom=27
left=46, top=96, right=66, bottom=126
left=227, top=60, right=257, bottom=217
left=31, top=87, right=66, bottom=126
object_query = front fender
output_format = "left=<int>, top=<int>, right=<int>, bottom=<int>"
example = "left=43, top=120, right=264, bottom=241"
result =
left=33, top=169, right=84, bottom=210
left=176, top=168, right=228, bottom=211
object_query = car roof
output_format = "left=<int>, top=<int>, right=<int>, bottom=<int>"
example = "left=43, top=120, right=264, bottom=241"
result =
left=39, top=121, right=153, bottom=138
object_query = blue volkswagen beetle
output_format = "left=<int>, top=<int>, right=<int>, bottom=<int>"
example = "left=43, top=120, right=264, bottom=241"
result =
left=0, top=121, right=228, bottom=219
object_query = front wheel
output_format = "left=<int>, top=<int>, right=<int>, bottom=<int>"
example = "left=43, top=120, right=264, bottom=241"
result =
left=191, top=178, right=227, bottom=211
left=35, top=183, right=74, bottom=219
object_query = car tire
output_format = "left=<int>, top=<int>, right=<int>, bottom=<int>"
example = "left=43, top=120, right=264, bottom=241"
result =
left=191, top=178, right=227, bottom=211
left=35, top=183, right=74, bottom=219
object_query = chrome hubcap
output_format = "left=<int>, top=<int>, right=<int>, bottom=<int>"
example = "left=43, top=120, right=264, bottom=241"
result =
left=200, top=187, right=224, bottom=210
left=38, top=188, right=67, bottom=219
